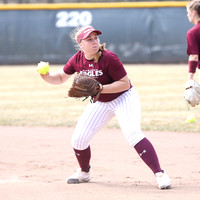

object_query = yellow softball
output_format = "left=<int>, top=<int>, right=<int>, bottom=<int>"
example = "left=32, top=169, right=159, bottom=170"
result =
left=186, top=115, right=196, bottom=123
left=37, top=61, right=49, bottom=75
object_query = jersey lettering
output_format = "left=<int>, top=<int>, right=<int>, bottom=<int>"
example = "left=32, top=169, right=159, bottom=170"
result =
left=80, top=69, right=103, bottom=77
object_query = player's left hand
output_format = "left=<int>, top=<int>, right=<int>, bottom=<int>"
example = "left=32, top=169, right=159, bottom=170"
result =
left=184, top=79, right=200, bottom=107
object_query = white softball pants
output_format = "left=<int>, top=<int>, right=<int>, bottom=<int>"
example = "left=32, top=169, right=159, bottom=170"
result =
left=71, top=87, right=146, bottom=150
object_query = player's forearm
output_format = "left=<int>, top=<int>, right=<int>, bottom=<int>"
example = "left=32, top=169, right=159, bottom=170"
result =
left=188, top=72, right=195, bottom=80
left=101, top=75, right=130, bottom=94
left=40, top=72, right=62, bottom=85
left=189, top=54, right=198, bottom=61
left=40, top=70, right=70, bottom=85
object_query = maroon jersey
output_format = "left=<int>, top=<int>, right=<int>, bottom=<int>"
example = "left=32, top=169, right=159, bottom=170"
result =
left=187, top=22, right=200, bottom=69
left=63, top=50, right=130, bottom=102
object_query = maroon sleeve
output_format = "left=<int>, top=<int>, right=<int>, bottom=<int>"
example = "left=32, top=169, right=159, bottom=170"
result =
left=187, top=30, right=199, bottom=55
left=63, top=54, right=76, bottom=75
left=106, top=52, right=127, bottom=81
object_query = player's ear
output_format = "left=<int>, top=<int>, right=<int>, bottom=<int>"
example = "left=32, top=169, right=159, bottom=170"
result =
left=192, top=9, right=197, bottom=16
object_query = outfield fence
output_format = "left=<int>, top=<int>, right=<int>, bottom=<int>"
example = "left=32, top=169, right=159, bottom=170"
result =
left=0, top=1, right=191, bottom=65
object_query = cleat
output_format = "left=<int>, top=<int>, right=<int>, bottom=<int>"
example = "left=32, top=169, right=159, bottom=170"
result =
left=66, top=168, right=90, bottom=184
left=155, top=172, right=171, bottom=189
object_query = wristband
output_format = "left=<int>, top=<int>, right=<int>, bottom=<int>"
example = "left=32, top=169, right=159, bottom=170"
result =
left=188, top=61, right=198, bottom=73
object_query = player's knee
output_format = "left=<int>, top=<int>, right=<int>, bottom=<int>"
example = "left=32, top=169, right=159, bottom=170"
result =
left=125, top=131, right=146, bottom=147
left=71, top=135, right=88, bottom=150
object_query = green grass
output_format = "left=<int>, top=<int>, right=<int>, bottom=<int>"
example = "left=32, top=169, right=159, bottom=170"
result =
left=0, top=64, right=200, bottom=132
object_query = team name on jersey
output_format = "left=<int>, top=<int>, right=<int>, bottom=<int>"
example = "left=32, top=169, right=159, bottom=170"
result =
left=80, top=69, right=103, bottom=77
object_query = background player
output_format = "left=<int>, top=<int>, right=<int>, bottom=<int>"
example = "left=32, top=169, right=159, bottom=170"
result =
left=186, top=0, right=200, bottom=84
left=38, top=25, right=171, bottom=189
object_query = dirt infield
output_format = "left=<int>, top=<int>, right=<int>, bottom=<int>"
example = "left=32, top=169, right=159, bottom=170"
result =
left=0, top=126, right=200, bottom=200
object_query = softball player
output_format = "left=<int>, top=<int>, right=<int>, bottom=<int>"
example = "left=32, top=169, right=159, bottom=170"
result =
left=39, top=26, right=171, bottom=189
left=186, top=0, right=200, bottom=84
